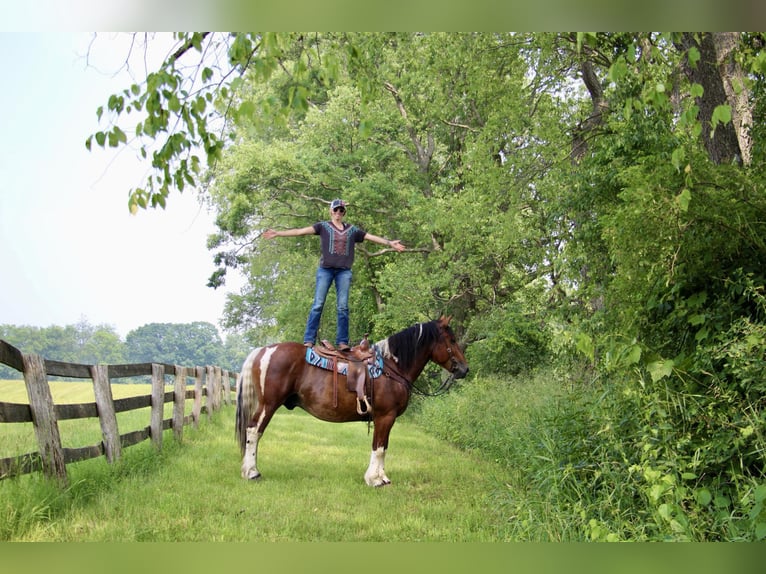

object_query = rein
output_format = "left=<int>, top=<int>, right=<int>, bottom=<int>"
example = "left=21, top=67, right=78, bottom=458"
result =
left=412, top=373, right=457, bottom=397
left=379, top=353, right=458, bottom=397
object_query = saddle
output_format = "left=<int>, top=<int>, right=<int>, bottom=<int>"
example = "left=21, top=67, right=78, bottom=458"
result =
left=307, top=335, right=376, bottom=415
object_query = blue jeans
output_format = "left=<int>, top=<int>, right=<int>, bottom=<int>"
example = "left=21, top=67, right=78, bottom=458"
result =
left=303, top=267, right=352, bottom=346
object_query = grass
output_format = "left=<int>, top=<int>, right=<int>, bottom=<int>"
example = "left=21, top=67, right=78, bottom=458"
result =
left=1, top=379, right=515, bottom=541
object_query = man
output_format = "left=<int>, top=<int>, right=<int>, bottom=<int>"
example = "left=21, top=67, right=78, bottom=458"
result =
left=263, top=198, right=406, bottom=350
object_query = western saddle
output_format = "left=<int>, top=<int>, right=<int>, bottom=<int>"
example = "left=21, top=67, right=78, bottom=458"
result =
left=316, top=335, right=375, bottom=415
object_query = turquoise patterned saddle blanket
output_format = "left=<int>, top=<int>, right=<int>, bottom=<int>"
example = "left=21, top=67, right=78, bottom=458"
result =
left=305, top=346, right=384, bottom=379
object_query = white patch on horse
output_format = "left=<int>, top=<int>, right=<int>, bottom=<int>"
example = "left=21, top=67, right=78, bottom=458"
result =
left=237, top=347, right=262, bottom=399
left=258, top=346, right=277, bottom=396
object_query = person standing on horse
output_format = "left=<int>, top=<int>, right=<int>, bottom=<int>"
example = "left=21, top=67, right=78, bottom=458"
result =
left=263, top=198, right=406, bottom=351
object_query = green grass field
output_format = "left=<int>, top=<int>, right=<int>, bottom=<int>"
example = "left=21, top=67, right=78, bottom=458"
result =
left=1, top=380, right=513, bottom=541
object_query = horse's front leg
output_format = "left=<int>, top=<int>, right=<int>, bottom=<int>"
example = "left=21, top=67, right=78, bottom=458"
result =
left=364, top=414, right=395, bottom=487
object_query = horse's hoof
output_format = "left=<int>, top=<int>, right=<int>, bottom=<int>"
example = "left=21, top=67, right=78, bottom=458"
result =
left=248, top=473, right=261, bottom=481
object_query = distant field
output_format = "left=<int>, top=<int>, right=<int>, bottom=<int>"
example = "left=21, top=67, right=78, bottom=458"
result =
left=0, top=379, right=156, bottom=403
left=0, top=379, right=188, bottom=459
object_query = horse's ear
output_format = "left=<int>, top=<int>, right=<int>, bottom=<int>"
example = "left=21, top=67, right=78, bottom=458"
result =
left=439, top=315, right=452, bottom=326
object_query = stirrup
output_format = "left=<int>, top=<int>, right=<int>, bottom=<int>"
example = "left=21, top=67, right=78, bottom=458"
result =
left=356, top=396, right=372, bottom=415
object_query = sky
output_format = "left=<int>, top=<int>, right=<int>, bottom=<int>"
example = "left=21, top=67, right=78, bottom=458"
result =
left=0, top=33, right=243, bottom=339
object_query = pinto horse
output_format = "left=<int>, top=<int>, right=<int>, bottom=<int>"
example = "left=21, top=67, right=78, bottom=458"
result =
left=235, top=316, right=468, bottom=486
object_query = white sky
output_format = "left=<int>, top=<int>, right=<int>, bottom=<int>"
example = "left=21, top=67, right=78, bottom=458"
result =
left=0, top=33, right=243, bottom=339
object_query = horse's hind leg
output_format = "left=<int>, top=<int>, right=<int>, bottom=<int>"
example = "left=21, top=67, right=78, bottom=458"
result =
left=241, top=405, right=278, bottom=480
left=241, top=426, right=262, bottom=480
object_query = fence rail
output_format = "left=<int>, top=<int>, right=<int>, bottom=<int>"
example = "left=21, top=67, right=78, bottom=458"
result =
left=0, top=339, right=238, bottom=486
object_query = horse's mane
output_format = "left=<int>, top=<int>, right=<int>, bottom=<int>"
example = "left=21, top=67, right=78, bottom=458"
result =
left=374, top=320, right=441, bottom=373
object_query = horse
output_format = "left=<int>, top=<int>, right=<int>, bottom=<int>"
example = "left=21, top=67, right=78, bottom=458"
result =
left=235, top=315, right=469, bottom=486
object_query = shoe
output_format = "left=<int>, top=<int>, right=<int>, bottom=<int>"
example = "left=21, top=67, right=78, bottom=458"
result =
left=338, top=343, right=351, bottom=352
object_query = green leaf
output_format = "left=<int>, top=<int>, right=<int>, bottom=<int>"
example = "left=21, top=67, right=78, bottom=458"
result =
left=608, top=57, right=629, bottom=83
left=687, top=312, right=705, bottom=326
left=756, top=523, right=766, bottom=540
left=624, top=343, right=642, bottom=366
left=696, top=488, right=712, bottom=506
left=108, top=126, right=127, bottom=147
left=711, top=105, right=732, bottom=131
left=573, top=331, right=594, bottom=361
left=671, top=147, right=685, bottom=171
left=647, top=359, right=674, bottom=382
left=714, top=494, right=731, bottom=509
left=687, top=46, right=701, bottom=68
left=677, top=188, right=691, bottom=212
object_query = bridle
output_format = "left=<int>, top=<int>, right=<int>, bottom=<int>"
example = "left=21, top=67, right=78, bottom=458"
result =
left=411, top=336, right=461, bottom=397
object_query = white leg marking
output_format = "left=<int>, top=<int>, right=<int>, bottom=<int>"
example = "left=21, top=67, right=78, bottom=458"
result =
left=239, top=346, right=272, bottom=480
left=241, top=427, right=262, bottom=479
left=364, top=447, right=390, bottom=487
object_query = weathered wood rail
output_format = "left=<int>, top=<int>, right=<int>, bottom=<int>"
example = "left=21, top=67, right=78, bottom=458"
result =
left=0, top=339, right=238, bottom=486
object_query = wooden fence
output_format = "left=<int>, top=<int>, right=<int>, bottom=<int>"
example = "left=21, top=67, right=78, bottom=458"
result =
left=0, top=339, right=238, bottom=487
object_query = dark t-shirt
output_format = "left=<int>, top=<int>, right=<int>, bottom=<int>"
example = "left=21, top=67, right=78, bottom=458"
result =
left=313, top=221, right=367, bottom=269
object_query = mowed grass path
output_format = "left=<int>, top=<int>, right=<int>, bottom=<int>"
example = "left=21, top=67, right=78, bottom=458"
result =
left=2, top=381, right=514, bottom=541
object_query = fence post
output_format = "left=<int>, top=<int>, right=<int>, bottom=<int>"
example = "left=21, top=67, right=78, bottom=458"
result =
left=206, top=366, right=217, bottom=414
left=222, top=369, right=230, bottom=406
left=193, top=366, right=204, bottom=426
left=91, top=364, right=122, bottom=463
left=214, top=366, right=223, bottom=410
left=172, top=365, right=186, bottom=442
left=22, top=352, right=68, bottom=486
left=150, top=363, right=165, bottom=450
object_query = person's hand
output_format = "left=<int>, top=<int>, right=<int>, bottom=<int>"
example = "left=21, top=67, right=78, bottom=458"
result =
left=263, top=229, right=278, bottom=240
left=389, top=239, right=406, bottom=252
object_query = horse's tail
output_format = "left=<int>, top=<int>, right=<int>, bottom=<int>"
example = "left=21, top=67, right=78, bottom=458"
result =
left=235, top=347, right=262, bottom=455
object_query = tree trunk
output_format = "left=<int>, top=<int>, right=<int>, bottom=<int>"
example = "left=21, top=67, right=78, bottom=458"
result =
left=713, top=32, right=753, bottom=165
left=571, top=59, right=608, bottom=163
left=678, top=32, right=744, bottom=165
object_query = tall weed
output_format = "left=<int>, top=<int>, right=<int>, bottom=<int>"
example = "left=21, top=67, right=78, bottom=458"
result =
left=416, top=362, right=766, bottom=541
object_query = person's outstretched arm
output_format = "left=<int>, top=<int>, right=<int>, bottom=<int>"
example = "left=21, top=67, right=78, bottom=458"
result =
left=263, top=226, right=316, bottom=239
left=364, top=233, right=406, bottom=252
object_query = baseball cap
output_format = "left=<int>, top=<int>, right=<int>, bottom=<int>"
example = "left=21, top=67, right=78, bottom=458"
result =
left=330, top=199, right=346, bottom=210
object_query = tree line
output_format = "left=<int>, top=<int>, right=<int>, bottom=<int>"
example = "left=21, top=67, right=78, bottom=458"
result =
left=0, top=320, right=251, bottom=380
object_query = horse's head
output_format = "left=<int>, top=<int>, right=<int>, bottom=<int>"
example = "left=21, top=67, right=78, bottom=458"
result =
left=431, top=315, right=469, bottom=379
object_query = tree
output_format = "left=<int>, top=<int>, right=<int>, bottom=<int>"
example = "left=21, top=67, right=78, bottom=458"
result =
left=86, top=32, right=355, bottom=213
left=0, top=321, right=125, bottom=378
left=125, top=322, right=224, bottom=366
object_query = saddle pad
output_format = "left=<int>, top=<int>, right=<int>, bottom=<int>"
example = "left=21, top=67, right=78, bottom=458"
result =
left=305, top=347, right=384, bottom=378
